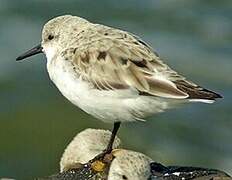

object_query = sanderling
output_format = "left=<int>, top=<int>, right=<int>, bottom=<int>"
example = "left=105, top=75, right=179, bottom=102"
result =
left=60, top=128, right=152, bottom=180
left=60, top=128, right=121, bottom=172
left=16, top=15, right=222, bottom=157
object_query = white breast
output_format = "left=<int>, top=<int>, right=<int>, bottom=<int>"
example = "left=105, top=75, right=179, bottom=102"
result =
left=45, top=51, right=173, bottom=123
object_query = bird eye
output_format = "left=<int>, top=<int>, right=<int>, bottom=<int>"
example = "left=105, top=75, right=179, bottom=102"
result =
left=48, top=35, right=54, bottom=40
left=122, top=175, right=128, bottom=180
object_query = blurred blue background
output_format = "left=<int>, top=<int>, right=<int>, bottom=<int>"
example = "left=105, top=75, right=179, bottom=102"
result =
left=0, top=0, right=231, bottom=179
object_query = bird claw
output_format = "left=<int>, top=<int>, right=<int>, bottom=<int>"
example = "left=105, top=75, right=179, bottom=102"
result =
left=89, top=148, right=112, bottom=164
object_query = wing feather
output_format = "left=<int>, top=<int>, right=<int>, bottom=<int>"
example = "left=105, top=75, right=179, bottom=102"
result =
left=61, top=25, right=198, bottom=99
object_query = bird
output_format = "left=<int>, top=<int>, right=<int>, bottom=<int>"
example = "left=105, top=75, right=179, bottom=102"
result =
left=108, top=150, right=152, bottom=180
left=44, top=128, right=230, bottom=180
left=60, top=128, right=121, bottom=172
left=60, top=128, right=152, bottom=180
left=16, top=15, right=222, bottom=159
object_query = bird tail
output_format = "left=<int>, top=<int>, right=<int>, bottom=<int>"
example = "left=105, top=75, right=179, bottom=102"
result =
left=174, top=80, right=222, bottom=103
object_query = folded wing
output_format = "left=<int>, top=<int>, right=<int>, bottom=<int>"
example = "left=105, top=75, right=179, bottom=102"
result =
left=62, top=25, right=221, bottom=101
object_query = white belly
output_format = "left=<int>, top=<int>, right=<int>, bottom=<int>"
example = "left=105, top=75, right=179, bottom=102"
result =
left=47, top=58, right=173, bottom=123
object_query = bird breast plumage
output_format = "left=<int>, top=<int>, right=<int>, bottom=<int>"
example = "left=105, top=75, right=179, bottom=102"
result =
left=46, top=54, right=173, bottom=123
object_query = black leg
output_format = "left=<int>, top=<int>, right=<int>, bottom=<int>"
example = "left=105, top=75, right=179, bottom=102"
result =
left=105, top=122, right=121, bottom=152
left=89, top=122, right=121, bottom=163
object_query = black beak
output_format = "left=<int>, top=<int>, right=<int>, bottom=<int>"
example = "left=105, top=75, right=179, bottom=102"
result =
left=16, top=44, right=43, bottom=61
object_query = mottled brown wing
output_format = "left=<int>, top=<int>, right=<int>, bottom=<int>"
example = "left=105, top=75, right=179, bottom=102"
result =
left=61, top=25, right=188, bottom=99
left=61, top=25, right=221, bottom=100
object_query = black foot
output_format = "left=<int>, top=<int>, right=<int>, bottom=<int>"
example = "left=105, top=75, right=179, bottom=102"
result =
left=89, top=148, right=112, bottom=163
left=89, top=122, right=121, bottom=164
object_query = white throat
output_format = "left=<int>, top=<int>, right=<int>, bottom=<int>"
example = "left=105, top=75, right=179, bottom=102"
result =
left=44, top=46, right=58, bottom=64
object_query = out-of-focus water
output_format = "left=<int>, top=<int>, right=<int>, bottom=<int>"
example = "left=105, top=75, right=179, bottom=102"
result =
left=0, top=0, right=231, bottom=179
